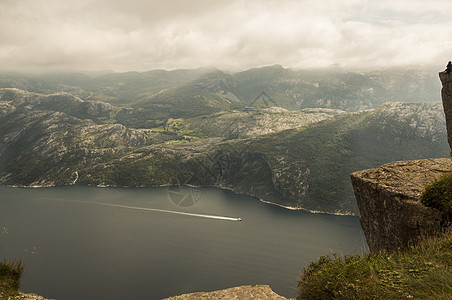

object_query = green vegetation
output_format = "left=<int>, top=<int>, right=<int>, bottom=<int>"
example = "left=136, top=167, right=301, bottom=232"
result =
left=0, top=73, right=448, bottom=214
left=220, top=103, right=449, bottom=213
left=0, top=228, right=24, bottom=298
left=79, top=151, right=187, bottom=187
left=297, top=232, right=452, bottom=300
left=0, top=260, right=24, bottom=299
left=421, top=173, right=452, bottom=225
left=0, top=90, right=448, bottom=213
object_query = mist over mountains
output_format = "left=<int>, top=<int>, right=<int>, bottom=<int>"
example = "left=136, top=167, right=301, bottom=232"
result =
left=0, top=66, right=448, bottom=214
left=1, top=65, right=440, bottom=110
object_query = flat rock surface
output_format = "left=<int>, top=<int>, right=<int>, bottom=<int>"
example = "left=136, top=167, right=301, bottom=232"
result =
left=164, top=285, right=292, bottom=300
left=352, top=158, right=452, bottom=199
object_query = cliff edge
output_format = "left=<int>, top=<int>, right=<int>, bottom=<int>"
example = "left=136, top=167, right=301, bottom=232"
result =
left=351, top=158, right=451, bottom=253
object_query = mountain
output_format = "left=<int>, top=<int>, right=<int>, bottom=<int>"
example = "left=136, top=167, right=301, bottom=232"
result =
left=232, top=65, right=441, bottom=110
left=0, top=88, right=114, bottom=121
left=0, top=88, right=163, bottom=186
left=0, top=66, right=440, bottom=120
left=115, top=66, right=442, bottom=128
left=0, top=68, right=211, bottom=104
left=0, top=88, right=447, bottom=214
left=118, top=70, right=241, bottom=124
left=177, top=107, right=345, bottom=139
left=216, top=102, right=448, bottom=214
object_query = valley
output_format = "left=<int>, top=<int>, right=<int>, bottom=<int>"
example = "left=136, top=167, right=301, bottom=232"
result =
left=0, top=66, right=448, bottom=215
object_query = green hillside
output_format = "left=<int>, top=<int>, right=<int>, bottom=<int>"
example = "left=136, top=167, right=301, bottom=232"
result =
left=0, top=86, right=447, bottom=214
left=219, top=102, right=448, bottom=214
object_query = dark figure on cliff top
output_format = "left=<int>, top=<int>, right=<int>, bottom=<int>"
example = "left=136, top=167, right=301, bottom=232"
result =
left=447, top=61, right=452, bottom=74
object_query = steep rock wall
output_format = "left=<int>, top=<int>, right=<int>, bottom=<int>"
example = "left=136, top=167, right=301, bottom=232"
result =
left=439, top=71, right=452, bottom=155
left=350, top=158, right=452, bottom=253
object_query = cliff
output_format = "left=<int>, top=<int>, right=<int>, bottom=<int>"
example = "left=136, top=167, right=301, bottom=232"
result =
left=351, top=158, right=452, bottom=253
left=349, top=71, right=452, bottom=253
left=439, top=71, right=452, bottom=155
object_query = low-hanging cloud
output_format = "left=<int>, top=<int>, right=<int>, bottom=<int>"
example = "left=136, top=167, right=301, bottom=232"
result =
left=1, top=0, right=452, bottom=72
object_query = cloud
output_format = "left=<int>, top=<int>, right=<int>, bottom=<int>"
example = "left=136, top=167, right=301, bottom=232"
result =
left=1, top=0, right=452, bottom=72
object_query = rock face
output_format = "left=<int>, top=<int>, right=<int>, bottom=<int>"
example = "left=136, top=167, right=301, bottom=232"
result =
left=440, top=71, right=452, bottom=155
left=350, top=158, right=452, bottom=253
left=163, top=285, right=291, bottom=300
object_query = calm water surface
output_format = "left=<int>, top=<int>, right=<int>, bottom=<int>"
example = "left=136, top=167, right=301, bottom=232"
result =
left=0, top=185, right=366, bottom=299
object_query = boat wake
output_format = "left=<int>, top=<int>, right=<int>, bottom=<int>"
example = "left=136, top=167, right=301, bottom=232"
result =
left=43, top=199, right=242, bottom=222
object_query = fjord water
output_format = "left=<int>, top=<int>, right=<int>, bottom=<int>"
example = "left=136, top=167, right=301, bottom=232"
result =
left=0, top=186, right=365, bottom=299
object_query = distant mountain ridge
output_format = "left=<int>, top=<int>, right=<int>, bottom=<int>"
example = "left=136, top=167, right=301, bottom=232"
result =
left=0, top=66, right=441, bottom=128
left=0, top=88, right=114, bottom=120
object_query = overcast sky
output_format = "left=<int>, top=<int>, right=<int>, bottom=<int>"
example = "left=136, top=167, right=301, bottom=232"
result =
left=1, top=0, right=452, bottom=72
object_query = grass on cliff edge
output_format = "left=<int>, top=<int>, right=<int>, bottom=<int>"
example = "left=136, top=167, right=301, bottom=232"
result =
left=0, top=260, right=24, bottom=299
left=421, top=172, right=452, bottom=225
left=297, top=232, right=452, bottom=299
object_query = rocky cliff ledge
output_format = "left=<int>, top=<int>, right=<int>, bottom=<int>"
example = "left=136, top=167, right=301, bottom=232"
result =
left=164, top=285, right=292, bottom=300
left=439, top=71, right=452, bottom=155
left=351, top=158, right=452, bottom=253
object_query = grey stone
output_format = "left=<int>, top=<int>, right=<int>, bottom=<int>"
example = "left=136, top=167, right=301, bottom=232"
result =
left=164, top=285, right=292, bottom=300
left=439, top=71, right=452, bottom=155
left=351, top=158, right=452, bottom=253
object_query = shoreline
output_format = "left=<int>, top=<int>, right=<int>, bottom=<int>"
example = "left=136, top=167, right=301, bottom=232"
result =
left=1, top=183, right=357, bottom=217
left=258, top=198, right=356, bottom=216
left=216, top=184, right=357, bottom=216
